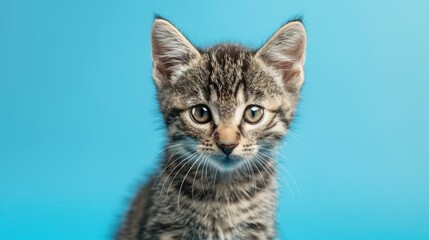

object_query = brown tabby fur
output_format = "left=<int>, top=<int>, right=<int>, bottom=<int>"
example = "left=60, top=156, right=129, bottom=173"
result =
left=116, top=17, right=306, bottom=240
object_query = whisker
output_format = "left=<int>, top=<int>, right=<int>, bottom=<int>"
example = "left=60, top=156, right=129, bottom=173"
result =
left=258, top=151, right=301, bottom=197
left=290, top=148, right=312, bottom=164
left=201, top=155, right=211, bottom=196
left=249, top=157, right=259, bottom=197
left=211, top=159, right=218, bottom=190
left=153, top=143, right=184, bottom=159
left=259, top=146, right=302, bottom=173
left=177, top=152, right=203, bottom=209
left=247, top=155, right=268, bottom=191
left=255, top=153, right=297, bottom=199
left=243, top=155, right=252, bottom=179
left=152, top=148, right=182, bottom=188
left=284, top=129, right=313, bottom=164
left=159, top=151, right=198, bottom=201
left=260, top=147, right=302, bottom=182
left=286, top=129, right=305, bottom=146
left=192, top=154, right=209, bottom=206
left=165, top=152, right=198, bottom=203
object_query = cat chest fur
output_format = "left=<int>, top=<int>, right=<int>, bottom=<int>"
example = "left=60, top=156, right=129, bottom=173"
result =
left=143, top=164, right=278, bottom=240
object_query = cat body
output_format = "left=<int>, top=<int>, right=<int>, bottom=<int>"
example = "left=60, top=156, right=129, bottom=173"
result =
left=116, top=18, right=306, bottom=240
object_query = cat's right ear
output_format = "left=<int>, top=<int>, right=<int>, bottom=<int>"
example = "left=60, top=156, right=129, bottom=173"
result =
left=151, top=18, right=200, bottom=88
left=256, top=21, right=306, bottom=92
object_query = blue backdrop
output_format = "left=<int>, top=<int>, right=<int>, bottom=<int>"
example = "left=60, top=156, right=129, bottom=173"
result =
left=1, top=0, right=428, bottom=239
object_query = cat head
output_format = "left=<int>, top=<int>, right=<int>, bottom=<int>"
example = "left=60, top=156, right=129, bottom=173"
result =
left=151, top=18, right=306, bottom=171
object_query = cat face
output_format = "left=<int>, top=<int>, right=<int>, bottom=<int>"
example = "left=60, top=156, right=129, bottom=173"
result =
left=151, top=18, right=306, bottom=171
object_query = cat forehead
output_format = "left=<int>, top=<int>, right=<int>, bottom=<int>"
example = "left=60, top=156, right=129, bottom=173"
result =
left=206, top=44, right=252, bottom=61
left=171, top=44, right=283, bottom=109
left=199, top=44, right=255, bottom=95
left=201, top=45, right=257, bottom=104
left=204, top=44, right=253, bottom=75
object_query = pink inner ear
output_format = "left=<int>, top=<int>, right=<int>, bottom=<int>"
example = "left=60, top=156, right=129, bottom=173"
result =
left=282, top=69, right=302, bottom=90
left=152, top=41, right=176, bottom=83
left=260, top=35, right=305, bottom=88
left=151, top=19, right=200, bottom=85
left=257, top=22, right=306, bottom=89
left=263, top=51, right=303, bottom=88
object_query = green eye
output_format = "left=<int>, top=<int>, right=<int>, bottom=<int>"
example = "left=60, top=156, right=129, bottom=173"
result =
left=243, top=105, right=264, bottom=124
left=190, top=104, right=212, bottom=124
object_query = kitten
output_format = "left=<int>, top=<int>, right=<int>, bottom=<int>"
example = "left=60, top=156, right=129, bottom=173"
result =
left=116, top=17, right=306, bottom=240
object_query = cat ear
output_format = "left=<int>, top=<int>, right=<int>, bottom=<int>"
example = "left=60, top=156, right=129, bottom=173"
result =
left=151, top=18, right=200, bottom=88
left=256, top=21, right=306, bottom=91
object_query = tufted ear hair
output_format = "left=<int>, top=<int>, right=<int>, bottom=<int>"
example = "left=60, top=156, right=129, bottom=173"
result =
left=151, top=18, right=200, bottom=88
left=256, top=21, right=306, bottom=92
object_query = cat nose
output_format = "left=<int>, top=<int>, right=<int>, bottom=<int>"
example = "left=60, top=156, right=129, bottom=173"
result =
left=216, top=143, right=238, bottom=156
left=213, top=126, right=240, bottom=156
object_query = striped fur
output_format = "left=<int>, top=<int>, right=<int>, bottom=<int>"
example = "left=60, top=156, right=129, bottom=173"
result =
left=116, top=18, right=306, bottom=240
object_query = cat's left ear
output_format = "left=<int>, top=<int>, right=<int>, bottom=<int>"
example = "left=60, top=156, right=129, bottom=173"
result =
left=256, top=21, right=306, bottom=92
left=151, top=18, right=200, bottom=88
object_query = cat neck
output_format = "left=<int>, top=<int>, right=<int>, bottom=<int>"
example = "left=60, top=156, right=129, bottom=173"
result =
left=158, top=149, right=277, bottom=204
left=149, top=150, right=279, bottom=237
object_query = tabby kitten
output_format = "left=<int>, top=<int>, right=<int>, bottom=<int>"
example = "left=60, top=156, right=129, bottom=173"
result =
left=116, top=17, right=306, bottom=240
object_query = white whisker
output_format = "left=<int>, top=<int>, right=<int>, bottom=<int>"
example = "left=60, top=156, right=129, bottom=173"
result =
left=177, top=152, right=203, bottom=209
left=160, top=151, right=198, bottom=201
left=152, top=148, right=182, bottom=188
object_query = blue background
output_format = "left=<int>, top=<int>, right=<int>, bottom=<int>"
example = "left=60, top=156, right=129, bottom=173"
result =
left=1, top=0, right=428, bottom=239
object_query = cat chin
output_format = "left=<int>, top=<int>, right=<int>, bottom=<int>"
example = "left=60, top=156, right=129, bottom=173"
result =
left=209, top=155, right=246, bottom=171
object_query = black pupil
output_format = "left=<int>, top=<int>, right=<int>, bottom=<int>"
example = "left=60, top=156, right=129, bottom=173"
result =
left=251, top=107, right=258, bottom=118
left=199, top=107, right=206, bottom=118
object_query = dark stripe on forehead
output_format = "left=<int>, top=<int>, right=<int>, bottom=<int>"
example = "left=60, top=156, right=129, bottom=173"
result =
left=206, top=54, right=221, bottom=100
left=233, top=79, right=247, bottom=101
left=233, top=54, right=250, bottom=101
left=204, top=45, right=253, bottom=105
left=211, top=46, right=251, bottom=72
left=241, top=51, right=251, bottom=73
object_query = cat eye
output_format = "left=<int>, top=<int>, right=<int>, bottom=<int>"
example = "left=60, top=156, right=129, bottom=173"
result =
left=243, top=105, right=264, bottom=124
left=190, top=104, right=212, bottom=124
